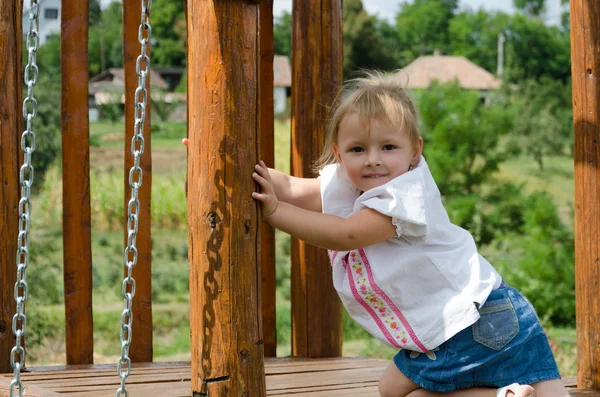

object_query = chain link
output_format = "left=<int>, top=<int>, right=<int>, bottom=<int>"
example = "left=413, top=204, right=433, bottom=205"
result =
left=10, top=1, right=39, bottom=396
left=116, top=1, right=152, bottom=396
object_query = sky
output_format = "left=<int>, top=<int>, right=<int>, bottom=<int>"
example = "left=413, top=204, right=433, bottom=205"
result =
left=273, top=0, right=564, bottom=26
left=97, top=0, right=564, bottom=26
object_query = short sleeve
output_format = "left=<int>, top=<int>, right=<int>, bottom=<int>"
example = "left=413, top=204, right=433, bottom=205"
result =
left=319, top=164, right=359, bottom=218
left=354, top=170, right=429, bottom=238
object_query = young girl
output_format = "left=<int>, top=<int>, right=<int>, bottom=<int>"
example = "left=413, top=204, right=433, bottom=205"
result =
left=250, top=72, right=569, bottom=397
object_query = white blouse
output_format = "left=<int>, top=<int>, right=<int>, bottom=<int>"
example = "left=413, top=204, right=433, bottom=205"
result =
left=320, top=156, right=502, bottom=352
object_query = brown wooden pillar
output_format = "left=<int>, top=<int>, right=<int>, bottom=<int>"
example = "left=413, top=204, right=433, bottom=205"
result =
left=571, top=0, right=600, bottom=391
left=259, top=0, right=277, bottom=358
left=0, top=0, right=22, bottom=374
left=290, top=0, right=343, bottom=358
left=123, top=0, right=153, bottom=363
left=187, top=1, right=266, bottom=395
left=61, top=0, right=94, bottom=365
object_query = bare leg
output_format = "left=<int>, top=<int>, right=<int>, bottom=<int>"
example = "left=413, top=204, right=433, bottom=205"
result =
left=378, top=362, right=420, bottom=397
left=531, top=379, right=569, bottom=397
left=407, top=385, right=535, bottom=397
left=378, top=363, right=535, bottom=397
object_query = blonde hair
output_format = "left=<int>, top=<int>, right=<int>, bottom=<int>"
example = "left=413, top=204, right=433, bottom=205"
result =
left=315, top=70, right=420, bottom=170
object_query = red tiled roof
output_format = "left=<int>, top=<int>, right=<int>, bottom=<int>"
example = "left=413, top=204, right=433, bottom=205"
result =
left=274, top=55, right=291, bottom=87
left=397, top=55, right=501, bottom=90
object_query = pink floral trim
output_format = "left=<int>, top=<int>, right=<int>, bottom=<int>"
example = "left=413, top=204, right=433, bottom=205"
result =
left=345, top=249, right=427, bottom=352
left=344, top=256, right=401, bottom=348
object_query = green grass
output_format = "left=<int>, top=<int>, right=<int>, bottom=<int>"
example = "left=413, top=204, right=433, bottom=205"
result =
left=497, top=154, right=574, bottom=226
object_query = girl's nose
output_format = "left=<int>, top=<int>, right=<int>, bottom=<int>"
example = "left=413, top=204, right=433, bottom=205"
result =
left=366, top=150, right=381, bottom=166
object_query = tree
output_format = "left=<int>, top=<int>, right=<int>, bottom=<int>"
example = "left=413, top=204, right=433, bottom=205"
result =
left=89, top=0, right=102, bottom=26
left=395, top=0, right=458, bottom=63
left=88, top=2, right=123, bottom=75
left=514, top=0, right=546, bottom=16
left=503, top=13, right=571, bottom=83
left=448, top=10, right=511, bottom=74
left=151, top=0, right=186, bottom=67
left=342, top=0, right=397, bottom=76
left=274, top=11, right=292, bottom=57
left=417, top=82, right=513, bottom=197
left=507, top=77, right=573, bottom=169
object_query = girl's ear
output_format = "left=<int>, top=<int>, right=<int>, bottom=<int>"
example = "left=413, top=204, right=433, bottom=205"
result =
left=333, top=145, right=342, bottom=164
left=411, top=137, right=423, bottom=166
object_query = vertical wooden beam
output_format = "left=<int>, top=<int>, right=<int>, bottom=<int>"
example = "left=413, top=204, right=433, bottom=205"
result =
left=259, top=0, right=277, bottom=358
left=571, top=0, right=600, bottom=391
left=0, top=0, right=22, bottom=374
left=61, top=0, right=94, bottom=366
left=290, top=0, right=343, bottom=358
left=187, top=1, right=266, bottom=395
left=123, top=0, right=153, bottom=363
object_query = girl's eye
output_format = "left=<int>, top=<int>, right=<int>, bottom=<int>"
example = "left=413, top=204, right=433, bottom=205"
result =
left=383, top=144, right=396, bottom=151
left=350, top=147, right=364, bottom=153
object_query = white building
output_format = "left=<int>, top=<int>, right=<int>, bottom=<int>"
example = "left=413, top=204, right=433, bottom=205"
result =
left=22, top=0, right=61, bottom=46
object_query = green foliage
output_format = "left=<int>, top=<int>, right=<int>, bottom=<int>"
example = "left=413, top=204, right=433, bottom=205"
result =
left=342, top=0, right=398, bottom=76
left=417, top=82, right=514, bottom=196
left=484, top=191, right=575, bottom=326
left=274, top=11, right=292, bottom=57
left=98, top=101, right=122, bottom=124
left=395, top=0, right=458, bottom=62
left=151, top=0, right=186, bottom=67
left=504, top=14, right=571, bottom=82
left=506, top=77, right=573, bottom=169
left=88, top=3, right=123, bottom=75
left=514, top=0, right=546, bottom=16
left=448, top=10, right=511, bottom=74
left=20, top=74, right=62, bottom=183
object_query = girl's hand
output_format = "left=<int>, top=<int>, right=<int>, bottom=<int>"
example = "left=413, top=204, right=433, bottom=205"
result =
left=252, top=161, right=279, bottom=218
left=182, top=138, right=189, bottom=147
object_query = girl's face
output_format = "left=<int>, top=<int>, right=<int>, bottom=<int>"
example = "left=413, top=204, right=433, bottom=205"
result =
left=333, top=113, right=422, bottom=192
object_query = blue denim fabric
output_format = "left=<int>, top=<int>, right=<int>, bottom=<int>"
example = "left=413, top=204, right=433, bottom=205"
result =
left=393, top=285, right=561, bottom=392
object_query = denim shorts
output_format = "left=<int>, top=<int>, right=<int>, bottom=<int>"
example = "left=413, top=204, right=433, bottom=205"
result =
left=393, top=285, right=561, bottom=392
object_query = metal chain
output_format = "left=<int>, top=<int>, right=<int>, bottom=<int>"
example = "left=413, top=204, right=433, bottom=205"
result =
left=116, top=1, right=152, bottom=396
left=10, top=2, right=40, bottom=397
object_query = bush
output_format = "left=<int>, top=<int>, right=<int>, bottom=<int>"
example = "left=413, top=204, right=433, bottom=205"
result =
left=483, top=191, right=575, bottom=326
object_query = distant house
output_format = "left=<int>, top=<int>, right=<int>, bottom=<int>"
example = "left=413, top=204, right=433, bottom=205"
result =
left=22, top=0, right=61, bottom=46
left=89, top=68, right=169, bottom=121
left=397, top=54, right=501, bottom=100
left=274, top=55, right=292, bottom=114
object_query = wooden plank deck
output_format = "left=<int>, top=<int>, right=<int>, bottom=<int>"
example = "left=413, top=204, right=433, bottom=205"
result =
left=0, top=358, right=594, bottom=396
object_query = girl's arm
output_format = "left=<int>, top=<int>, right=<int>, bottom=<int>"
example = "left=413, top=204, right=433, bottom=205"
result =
left=253, top=162, right=396, bottom=251
left=268, top=168, right=322, bottom=212
left=183, top=138, right=321, bottom=212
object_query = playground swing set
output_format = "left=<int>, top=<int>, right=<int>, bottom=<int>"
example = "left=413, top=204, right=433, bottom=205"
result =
left=0, top=0, right=599, bottom=396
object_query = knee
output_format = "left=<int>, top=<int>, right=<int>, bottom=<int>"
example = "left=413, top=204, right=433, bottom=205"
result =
left=378, top=375, right=404, bottom=397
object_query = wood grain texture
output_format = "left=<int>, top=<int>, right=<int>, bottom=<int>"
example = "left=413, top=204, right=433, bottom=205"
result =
left=123, top=0, right=153, bottom=363
left=61, top=0, right=94, bottom=366
left=571, top=0, right=600, bottom=391
left=187, top=1, right=266, bottom=395
left=259, top=0, right=277, bottom=358
left=290, top=0, right=343, bottom=358
left=0, top=359, right=591, bottom=396
left=0, top=0, right=22, bottom=374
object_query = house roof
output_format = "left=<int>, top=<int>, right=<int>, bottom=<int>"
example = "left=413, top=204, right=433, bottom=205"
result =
left=89, top=68, right=169, bottom=91
left=398, top=55, right=501, bottom=90
left=274, top=55, right=291, bottom=87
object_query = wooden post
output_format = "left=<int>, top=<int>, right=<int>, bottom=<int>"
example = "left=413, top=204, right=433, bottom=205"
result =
left=259, top=0, right=277, bottom=358
left=0, top=0, right=22, bottom=374
left=571, top=0, right=600, bottom=391
left=123, top=0, right=153, bottom=363
left=61, top=0, right=94, bottom=365
left=290, top=0, right=343, bottom=358
left=187, top=1, right=266, bottom=395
